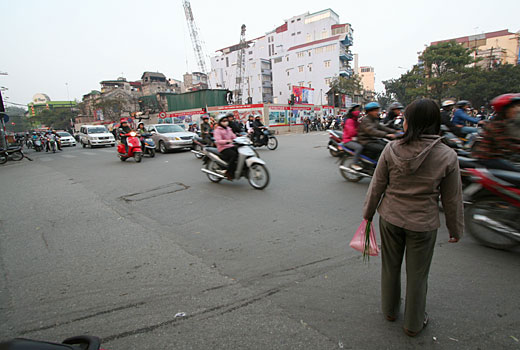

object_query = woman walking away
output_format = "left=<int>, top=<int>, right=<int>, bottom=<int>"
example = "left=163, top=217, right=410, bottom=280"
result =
left=362, top=99, right=463, bottom=337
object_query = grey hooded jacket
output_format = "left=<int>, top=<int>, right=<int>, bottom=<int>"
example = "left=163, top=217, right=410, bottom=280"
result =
left=363, top=135, right=464, bottom=238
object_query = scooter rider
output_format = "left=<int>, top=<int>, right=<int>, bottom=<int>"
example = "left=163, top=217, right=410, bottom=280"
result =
left=118, top=118, right=132, bottom=155
left=252, top=115, right=266, bottom=144
left=245, top=115, right=255, bottom=134
left=52, top=130, right=62, bottom=151
left=440, top=100, right=464, bottom=137
left=472, top=93, right=520, bottom=172
left=452, top=100, right=484, bottom=135
left=357, top=102, right=397, bottom=160
left=136, top=122, right=146, bottom=136
left=383, top=102, right=404, bottom=128
left=213, top=114, right=238, bottom=180
left=342, top=104, right=364, bottom=171
left=227, top=112, right=244, bottom=134
left=200, top=114, right=212, bottom=145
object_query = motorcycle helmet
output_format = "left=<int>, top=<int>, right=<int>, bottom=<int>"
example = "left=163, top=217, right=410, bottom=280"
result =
left=365, top=102, right=381, bottom=112
left=388, top=102, right=404, bottom=110
left=490, top=93, right=520, bottom=113
left=254, top=114, right=262, bottom=119
left=201, top=114, right=209, bottom=120
left=225, top=112, right=234, bottom=118
left=216, top=113, right=229, bottom=124
left=456, top=100, right=470, bottom=108
left=120, top=118, right=128, bottom=123
left=441, top=100, right=456, bottom=108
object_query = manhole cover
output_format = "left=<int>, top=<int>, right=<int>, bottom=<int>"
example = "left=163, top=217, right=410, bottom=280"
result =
left=120, top=182, right=190, bottom=202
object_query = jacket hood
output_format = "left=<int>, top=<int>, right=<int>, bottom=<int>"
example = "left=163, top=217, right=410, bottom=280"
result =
left=388, top=135, right=444, bottom=175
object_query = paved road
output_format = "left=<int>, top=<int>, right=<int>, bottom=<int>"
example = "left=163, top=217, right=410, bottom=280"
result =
left=1, top=134, right=519, bottom=349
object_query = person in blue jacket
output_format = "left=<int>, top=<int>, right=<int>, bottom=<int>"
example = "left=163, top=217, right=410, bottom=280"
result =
left=452, top=100, right=484, bottom=135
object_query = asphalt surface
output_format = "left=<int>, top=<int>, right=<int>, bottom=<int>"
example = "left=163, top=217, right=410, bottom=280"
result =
left=0, top=133, right=519, bottom=350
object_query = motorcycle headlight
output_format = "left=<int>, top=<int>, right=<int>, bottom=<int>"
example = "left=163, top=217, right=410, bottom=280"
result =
left=130, top=132, right=137, bottom=137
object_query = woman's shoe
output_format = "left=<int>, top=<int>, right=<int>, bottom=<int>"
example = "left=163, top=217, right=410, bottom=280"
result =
left=403, top=313, right=429, bottom=337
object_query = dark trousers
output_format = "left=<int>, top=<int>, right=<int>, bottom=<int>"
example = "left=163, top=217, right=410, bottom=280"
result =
left=379, top=217, right=437, bottom=333
left=220, top=147, right=238, bottom=177
left=363, top=140, right=386, bottom=160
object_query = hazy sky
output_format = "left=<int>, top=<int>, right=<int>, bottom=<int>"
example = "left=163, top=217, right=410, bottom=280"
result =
left=1, top=0, right=519, bottom=107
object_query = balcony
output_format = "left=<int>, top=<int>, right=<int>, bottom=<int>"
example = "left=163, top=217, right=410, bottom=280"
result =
left=341, top=34, right=353, bottom=47
left=262, top=80, right=273, bottom=88
left=261, top=68, right=272, bottom=76
left=339, top=67, right=354, bottom=77
left=339, top=50, right=353, bottom=61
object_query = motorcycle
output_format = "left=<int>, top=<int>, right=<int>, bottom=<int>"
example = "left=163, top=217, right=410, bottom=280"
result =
left=251, top=127, right=278, bottom=150
left=201, top=136, right=270, bottom=190
left=0, top=335, right=103, bottom=350
left=33, top=138, right=43, bottom=152
left=327, top=129, right=344, bottom=157
left=338, top=140, right=389, bottom=182
left=463, top=167, right=520, bottom=249
left=47, top=138, right=57, bottom=153
left=117, top=131, right=143, bottom=162
left=139, top=133, right=156, bottom=157
left=192, top=133, right=215, bottom=159
left=0, top=146, right=32, bottom=164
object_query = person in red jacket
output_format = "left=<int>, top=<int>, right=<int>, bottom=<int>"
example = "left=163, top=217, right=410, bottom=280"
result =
left=342, top=104, right=364, bottom=171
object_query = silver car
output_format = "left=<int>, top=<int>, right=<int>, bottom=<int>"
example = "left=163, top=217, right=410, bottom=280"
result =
left=147, top=124, right=197, bottom=153
left=57, top=131, right=77, bottom=147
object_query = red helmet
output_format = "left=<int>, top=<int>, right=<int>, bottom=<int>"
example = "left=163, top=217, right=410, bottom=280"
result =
left=120, top=118, right=128, bottom=123
left=490, top=93, right=520, bottom=113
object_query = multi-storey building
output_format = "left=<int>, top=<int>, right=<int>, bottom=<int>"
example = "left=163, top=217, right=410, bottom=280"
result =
left=431, top=29, right=520, bottom=68
left=209, top=8, right=353, bottom=106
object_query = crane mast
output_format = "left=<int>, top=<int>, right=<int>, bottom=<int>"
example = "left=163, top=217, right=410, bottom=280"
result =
left=182, top=0, right=208, bottom=75
left=234, top=24, right=246, bottom=104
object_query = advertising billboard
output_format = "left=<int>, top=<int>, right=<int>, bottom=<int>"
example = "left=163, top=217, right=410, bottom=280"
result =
left=292, top=86, right=314, bottom=105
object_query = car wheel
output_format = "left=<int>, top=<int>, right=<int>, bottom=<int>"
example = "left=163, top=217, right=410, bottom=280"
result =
left=88, top=141, right=92, bottom=148
left=82, top=141, right=86, bottom=148
left=159, top=141, right=167, bottom=154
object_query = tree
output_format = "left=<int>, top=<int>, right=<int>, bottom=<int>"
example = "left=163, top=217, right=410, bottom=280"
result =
left=4, top=106, right=30, bottom=132
left=94, top=97, right=126, bottom=122
left=376, top=92, right=392, bottom=110
left=448, top=64, right=520, bottom=107
left=383, top=41, right=477, bottom=105
left=33, top=109, right=73, bottom=130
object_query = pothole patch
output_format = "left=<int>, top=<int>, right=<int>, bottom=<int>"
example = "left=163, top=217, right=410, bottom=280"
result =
left=120, top=182, right=190, bottom=202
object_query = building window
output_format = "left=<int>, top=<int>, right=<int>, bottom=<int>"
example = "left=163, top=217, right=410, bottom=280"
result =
left=324, top=60, right=331, bottom=68
left=299, top=81, right=304, bottom=86
left=287, top=84, right=291, bottom=91
left=291, top=33, right=295, bottom=36
left=274, top=57, right=282, bottom=63
left=226, top=57, right=229, bottom=67
left=306, top=34, right=312, bottom=42
left=280, top=91, right=282, bottom=95
left=325, top=78, right=331, bottom=85
left=308, top=63, right=312, bottom=72
left=308, top=51, right=311, bottom=56
left=308, top=82, right=312, bottom=88
left=297, top=31, right=301, bottom=35
left=286, top=55, right=289, bottom=61
left=326, top=44, right=335, bottom=52
left=251, top=62, right=256, bottom=69
left=314, top=47, right=324, bottom=54
left=258, top=74, right=261, bottom=81
left=321, top=30, right=327, bottom=39
left=298, top=65, right=304, bottom=73
left=297, top=52, right=305, bottom=58
left=287, top=70, right=290, bottom=76
left=297, top=18, right=301, bottom=21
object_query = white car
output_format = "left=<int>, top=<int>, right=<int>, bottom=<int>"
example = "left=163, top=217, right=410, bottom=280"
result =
left=57, top=131, right=76, bottom=147
left=78, top=125, right=116, bottom=148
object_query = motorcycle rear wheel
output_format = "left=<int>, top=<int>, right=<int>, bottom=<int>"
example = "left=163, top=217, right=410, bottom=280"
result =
left=11, top=151, right=24, bottom=161
left=149, top=149, right=155, bottom=158
left=0, top=153, right=7, bottom=164
left=465, top=197, right=519, bottom=250
left=339, top=157, right=362, bottom=182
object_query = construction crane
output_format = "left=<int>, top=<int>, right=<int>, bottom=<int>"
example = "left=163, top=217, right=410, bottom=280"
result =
left=182, top=0, right=208, bottom=76
left=234, top=24, right=246, bottom=105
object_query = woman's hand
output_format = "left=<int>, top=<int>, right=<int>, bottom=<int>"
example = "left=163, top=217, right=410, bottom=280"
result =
left=448, top=237, right=459, bottom=243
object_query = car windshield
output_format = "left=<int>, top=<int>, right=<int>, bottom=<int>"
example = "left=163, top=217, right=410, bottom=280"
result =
left=88, top=127, right=108, bottom=134
left=155, top=125, right=184, bottom=133
left=57, top=132, right=71, bottom=137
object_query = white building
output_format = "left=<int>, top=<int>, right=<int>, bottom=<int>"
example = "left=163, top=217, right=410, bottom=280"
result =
left=209, top=8, right=353, bottom=106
